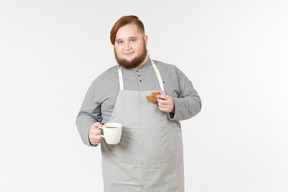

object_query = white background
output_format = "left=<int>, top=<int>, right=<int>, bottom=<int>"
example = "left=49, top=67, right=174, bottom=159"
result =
left=1, top=0, right=288, bottom=191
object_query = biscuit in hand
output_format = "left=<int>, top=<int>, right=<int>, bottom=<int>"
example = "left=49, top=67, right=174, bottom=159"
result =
left=146, top=92, right=161, bottom=103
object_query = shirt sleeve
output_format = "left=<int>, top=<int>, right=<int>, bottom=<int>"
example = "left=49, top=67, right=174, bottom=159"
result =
left=167, top=66, right=202, bottom=121
left=76, top=78, right=103, bottom=147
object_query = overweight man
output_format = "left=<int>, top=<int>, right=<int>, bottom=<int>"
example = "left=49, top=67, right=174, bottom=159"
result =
left=76, top=15, right=202, bottom=192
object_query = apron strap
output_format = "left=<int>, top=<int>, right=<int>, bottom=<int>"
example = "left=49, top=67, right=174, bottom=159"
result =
left=117, top=65, right=124, bottom=90
left=150, top=59, right=164, bottom=91
left=117, top=58, right=164, bottom=91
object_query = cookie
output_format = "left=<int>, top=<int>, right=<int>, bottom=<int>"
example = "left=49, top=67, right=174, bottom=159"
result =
left=146, top=92, right=161, bottom=103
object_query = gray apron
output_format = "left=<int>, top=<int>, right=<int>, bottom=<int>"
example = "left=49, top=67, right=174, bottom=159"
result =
left=101, top=59, right=184, bottom=192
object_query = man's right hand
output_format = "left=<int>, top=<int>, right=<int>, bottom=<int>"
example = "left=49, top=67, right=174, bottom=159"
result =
left=89, top=122, right=103, bottom=146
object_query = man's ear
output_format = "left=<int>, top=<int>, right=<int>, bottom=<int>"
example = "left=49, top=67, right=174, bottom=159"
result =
left=144, top=35, right=148, bottom=45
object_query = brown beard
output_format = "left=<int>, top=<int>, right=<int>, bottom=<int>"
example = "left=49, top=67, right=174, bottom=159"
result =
left=114, top=44, right=148, bottom=69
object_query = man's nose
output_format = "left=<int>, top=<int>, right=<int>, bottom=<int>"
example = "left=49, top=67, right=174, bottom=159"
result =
left=124, top=42, right=131, bottom=49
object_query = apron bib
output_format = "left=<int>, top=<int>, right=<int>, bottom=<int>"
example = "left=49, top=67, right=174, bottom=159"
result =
left=101, top=59, right=184, bottom=192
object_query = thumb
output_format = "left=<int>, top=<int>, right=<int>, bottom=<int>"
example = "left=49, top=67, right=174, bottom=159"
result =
left=93, top=122, right=102, bottom=128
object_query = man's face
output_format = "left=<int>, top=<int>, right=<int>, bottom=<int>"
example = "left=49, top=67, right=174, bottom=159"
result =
left=114, top=24, right=148, bottom=69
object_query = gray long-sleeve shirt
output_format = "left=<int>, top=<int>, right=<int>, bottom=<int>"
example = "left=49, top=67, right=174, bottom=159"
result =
left=76, top=59, right=202, bottom=146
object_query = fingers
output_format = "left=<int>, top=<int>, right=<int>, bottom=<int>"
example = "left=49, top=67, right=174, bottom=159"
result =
left=90, top=122, right=103, bottom=134
left=156, top=95, right=169, bottom=105
left=92, top=122, right=102, bottom=129
left=90, top=134, right=102, bottom=146
left=94, top=128, right=102, bottom=135
left=156, top=95, right=175, bottom=113
left=89, top=122, right=103, bottom=146
left=90, top=133, right=102, bottom=146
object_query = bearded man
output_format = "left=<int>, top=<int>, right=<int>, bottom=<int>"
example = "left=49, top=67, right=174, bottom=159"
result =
left=76, top=15, right=202, bottom=192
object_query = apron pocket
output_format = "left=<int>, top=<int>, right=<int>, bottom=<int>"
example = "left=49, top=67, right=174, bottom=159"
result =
left=109, top=155, right=142, bottom=185
left=141, top=156, right=178, bottom=192
left=111, top=125, right=177, bottom=161
left=110, top=183, right=160, bottom=192
left=109, top=155, right=178, bottom=192
left=110, top=183, right=144, bottom=192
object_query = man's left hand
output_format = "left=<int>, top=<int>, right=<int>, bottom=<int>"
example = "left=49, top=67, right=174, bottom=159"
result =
left=156, top=94, right=175, bottom=114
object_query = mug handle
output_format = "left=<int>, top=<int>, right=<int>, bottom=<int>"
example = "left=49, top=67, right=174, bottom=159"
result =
left=97, top=127, right=105, bottom=138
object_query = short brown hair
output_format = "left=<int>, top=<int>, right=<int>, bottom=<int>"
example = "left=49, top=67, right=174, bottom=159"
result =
left=110, top=15, right=145, bottom=45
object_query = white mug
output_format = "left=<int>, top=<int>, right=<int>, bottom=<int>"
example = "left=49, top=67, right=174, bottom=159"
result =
left=98, top=123, right=122, bottom=144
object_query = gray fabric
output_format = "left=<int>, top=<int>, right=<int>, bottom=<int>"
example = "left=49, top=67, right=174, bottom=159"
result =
left=76, top=59, right=201, bottom=146
left=101, top=90, right=184, bottom=192
left=101, top=61, right=184, bottom=191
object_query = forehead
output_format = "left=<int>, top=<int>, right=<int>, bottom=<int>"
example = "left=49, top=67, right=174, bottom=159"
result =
left=116, top=24, right=143, bottom=39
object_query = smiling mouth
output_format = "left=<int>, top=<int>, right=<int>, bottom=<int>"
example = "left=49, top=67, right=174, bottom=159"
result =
left=124, top=52, right=134, bottom=56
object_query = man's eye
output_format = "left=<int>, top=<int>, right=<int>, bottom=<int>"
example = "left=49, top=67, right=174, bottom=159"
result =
left=118, top=41, right=123, bottom=44
left=130, top=39, right=136, bottom=42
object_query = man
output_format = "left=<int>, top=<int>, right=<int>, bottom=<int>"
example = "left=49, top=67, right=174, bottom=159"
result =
left=76, top=15, right=201, bottom=192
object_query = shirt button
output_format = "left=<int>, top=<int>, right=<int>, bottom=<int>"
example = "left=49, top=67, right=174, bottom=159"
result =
left=139, top=80, right=142, bottom=82
left=138, top=75, right=140, bottom=77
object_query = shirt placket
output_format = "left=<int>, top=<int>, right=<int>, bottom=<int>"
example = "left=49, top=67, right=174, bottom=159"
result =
left=135, top=69, right=144, bottom=90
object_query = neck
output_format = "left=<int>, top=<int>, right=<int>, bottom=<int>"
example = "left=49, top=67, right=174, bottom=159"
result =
left=132, top=55, right=149, bottom=70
